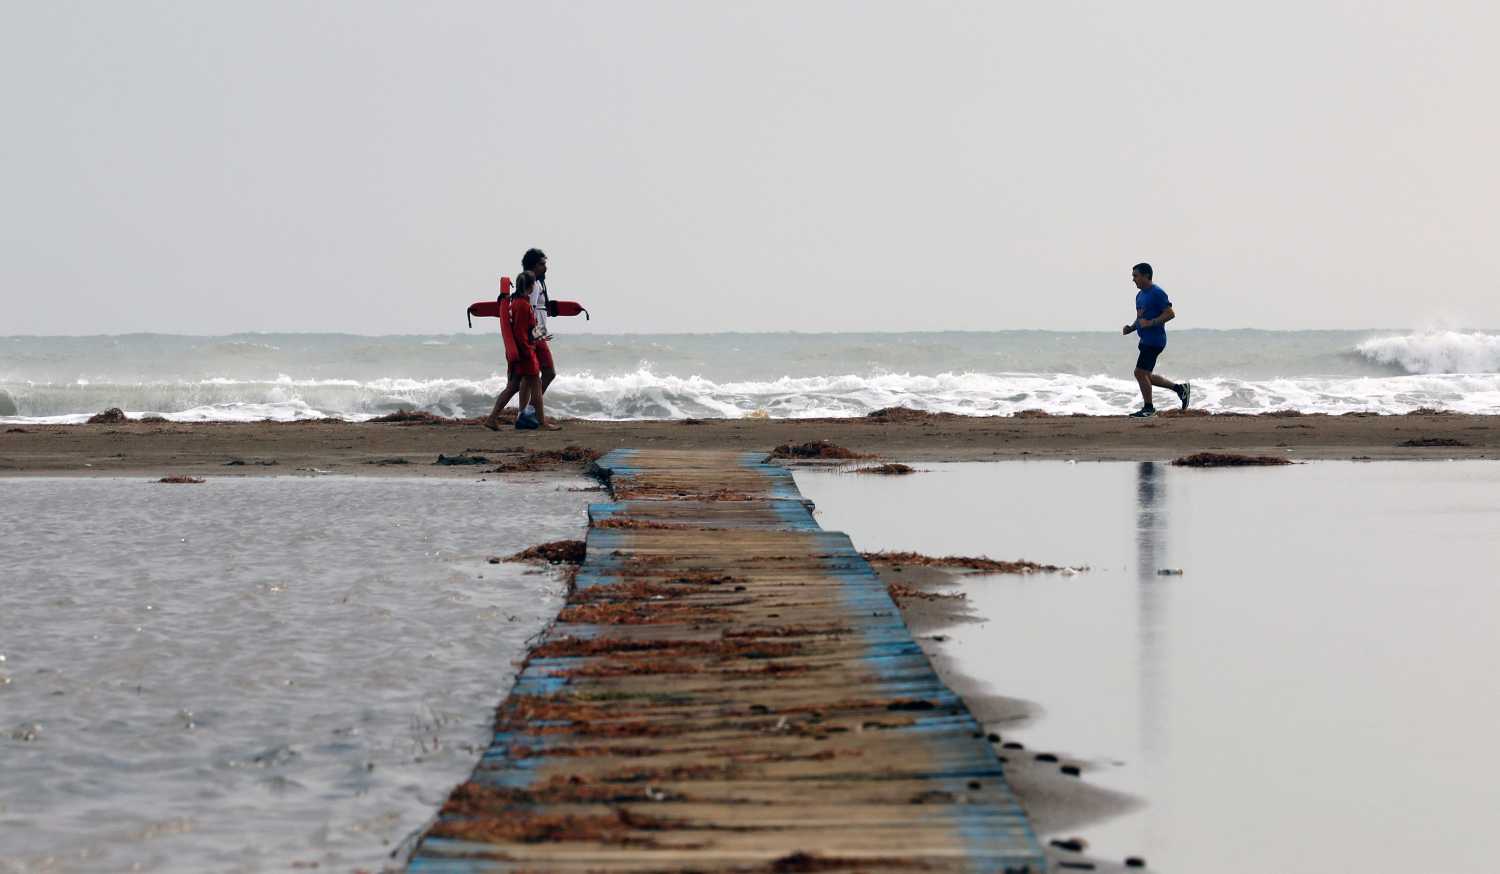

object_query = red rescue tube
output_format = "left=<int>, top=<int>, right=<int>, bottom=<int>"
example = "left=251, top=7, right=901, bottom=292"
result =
left=546, top=300, right=589, bottom=320
left=467, top=276, right=520, bottom=363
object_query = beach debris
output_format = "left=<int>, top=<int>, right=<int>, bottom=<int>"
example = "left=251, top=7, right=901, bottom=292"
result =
left=1013, top=408, right=1052, bottom=418
left=5, top=428, right=27, bottom=433
left=680, top=417, right=704, bottom=425
left=369, top=409, right=447, bottom=424
left=490, top=445, right=601, bottom=472
left=157, top=475, right=205, bottom=484
left=224, top=458, right=278, bottom=466
left=866, top=406, right=939, bottom=422
left=1060, top=764, right=1082, bottom=777
left=1035, top=753, right=1060, bottom=762
left=852, top=463, right=917, bottom=475
left=1405, top=407, right=1452, bottom=416
left=764, top=851, right=936, bottom=872
left=1263, top=408, right=1304, bottom=417
left=1171, top=452, right=1292, bottom=467
left=139, top=415, right=167, bottom=422
left=771, top=440, right=867, bottom=460
left=1157, top=408, right=1210, bottom=417
left=435, top=453, right=488, bottom=465
left=363, top=457, right=409, bottom=465
left=1125, top=856, right=1148, bottom=868
left=886, top=582, right=965, bottom=602
left=863, top=551, right=1070, bottom=574
left=506, top=539, right=587, bottom=565
left=11, top=723, right=42, bottom=742
left=1051, top=837, right=1088, bottom=852
left=1156, top=568, right=1184, bottom=576
left=1056, top=863, right=1096, bottom=871
left=1397, top=437, right=1469, bottom=447
left=86, top=407, right=129, bottom=424
left=427, top=803, right=676, bottom=846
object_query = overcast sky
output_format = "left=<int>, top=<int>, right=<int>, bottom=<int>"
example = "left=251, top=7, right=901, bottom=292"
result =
left=4, top=1, right=1498, bottom=335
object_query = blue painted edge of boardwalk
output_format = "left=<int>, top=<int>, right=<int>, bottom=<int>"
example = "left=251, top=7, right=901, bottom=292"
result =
left=407, top=449, right=1047, bottom=872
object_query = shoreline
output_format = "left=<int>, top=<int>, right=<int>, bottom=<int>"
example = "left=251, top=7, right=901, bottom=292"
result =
left=2, top=411, right=1496, bottom=476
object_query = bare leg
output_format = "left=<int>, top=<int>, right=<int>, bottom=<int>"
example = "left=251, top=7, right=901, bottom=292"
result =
left=1134, top=368, right=1154, bottom=407
left=1149, top=373, right=1180, bottom=393
left=540, top=368, right=556, bottom=396
left=483, top=375, right=523, bottom=429
left=529, top=375, right=561, bottom=430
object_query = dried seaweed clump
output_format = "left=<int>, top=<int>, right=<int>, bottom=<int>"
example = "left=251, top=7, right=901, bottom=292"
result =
left=771, top=440, right=866, bottom=460
left=1171, top=452, right=1293, bottom=467
left=887, top=582, right=965, bottom=602
left=1397, top=437, right=1469, bottom=447
left=157, top=475, right=205, bottom=484
left=87, top=407, right=129, bottom=424
left=1158, top=408, right=1211, bottom=417
left=369, top=409, right=447, bottom=424
left=862, top=551, right=1064, bottom=573
left=507, top=539, right=587, bottom=564
left=1012, top=408, right=1052, bottom=418
left=491, top=445, right=602, bottom=472
left=853, top=463, right=915, bottom=475
left=866, top=407, right=951, bottom=422
left=1405, top=407, right=1453, bottom=416
left=534, top=635, right=802, bottom=660
left=427, top=805, right=675, bottom=846
left=557, top=602, right=731, bottom=625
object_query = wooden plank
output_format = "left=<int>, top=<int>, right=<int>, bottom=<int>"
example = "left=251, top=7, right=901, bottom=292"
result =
left=406, top=449, right=1044, bottom=873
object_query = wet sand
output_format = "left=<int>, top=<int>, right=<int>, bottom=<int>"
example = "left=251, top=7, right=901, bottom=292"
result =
left=1, top=410, right=1496, bottom=476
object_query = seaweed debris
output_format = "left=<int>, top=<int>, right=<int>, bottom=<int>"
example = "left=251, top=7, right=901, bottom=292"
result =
left=887, top=583, right=965, bottom=602
left=87, top=407, right=129, bottom=424
left=506, top=539, right=587, bottom=565
left=852, top=463, right=916, bottom=475
left=370, top=409, right=447, bottom=424
left=1397, top=437, right=1469, bottom=447
left=556, top=602, right=732, bottom=625
left=771, top=440, right=866, bottom=460
left=435, top=453, right=488, bottom=465
left=862, top=551, right=1066, bottom=573
left=490, top=445, right=602, bottom=472
left=157, top=475, right=205, bottom=484
left=865, top=407, right=954, bottom=423
left=1171, top=452, right=1293, bottom=467
left=427, top=805, right=676, bottom=846
left=534, top=636, right=802, bottom=659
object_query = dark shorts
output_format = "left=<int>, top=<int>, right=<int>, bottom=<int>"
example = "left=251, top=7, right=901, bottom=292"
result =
left=534, top=338, right=554, bottom=373
left=1136, top=344, right=1165, bottom=372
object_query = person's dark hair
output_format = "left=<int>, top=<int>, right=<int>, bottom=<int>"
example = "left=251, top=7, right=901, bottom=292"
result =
left=1133, top=262, right=1153, bottom=280
left=515, top=271, right=535, bottom=295
left=522, top=248, right=547, bottom=271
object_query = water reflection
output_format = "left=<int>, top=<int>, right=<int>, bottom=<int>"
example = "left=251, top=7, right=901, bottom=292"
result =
left=1135, top=462, right=1169, bottom=848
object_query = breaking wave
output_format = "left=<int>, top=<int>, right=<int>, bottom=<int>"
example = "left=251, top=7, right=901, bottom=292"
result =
left=1355, top=331, right=1500, bottom=374
left=5, top=368, right=1500, bottom=423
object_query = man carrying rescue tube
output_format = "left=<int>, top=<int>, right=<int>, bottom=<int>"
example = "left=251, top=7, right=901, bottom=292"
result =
left=508, top=270, right=561, bottom=431
left=520, top=248, right=558, bottom=409
left=1122, top=262, right=1190, bottom=418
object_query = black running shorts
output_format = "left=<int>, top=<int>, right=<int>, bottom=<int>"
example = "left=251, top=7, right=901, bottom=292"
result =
left=1136, top=344, right=1165, bottom=372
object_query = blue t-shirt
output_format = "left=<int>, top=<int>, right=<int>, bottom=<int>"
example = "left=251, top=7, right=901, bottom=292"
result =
left=1135, top=284, right=1172, bottom=347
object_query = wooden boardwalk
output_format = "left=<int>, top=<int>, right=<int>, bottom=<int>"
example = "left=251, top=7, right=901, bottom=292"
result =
left=407, top=449, right=1045, bottom=873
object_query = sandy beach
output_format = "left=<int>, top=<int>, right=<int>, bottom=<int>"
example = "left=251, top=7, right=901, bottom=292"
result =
left=2, top=411, right=1496, bottom=477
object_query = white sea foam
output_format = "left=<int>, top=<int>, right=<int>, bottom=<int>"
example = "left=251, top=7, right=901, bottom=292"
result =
left=5, top=367, right=1500, bottom=422
left=1355, top=331, right=1500, bottom=374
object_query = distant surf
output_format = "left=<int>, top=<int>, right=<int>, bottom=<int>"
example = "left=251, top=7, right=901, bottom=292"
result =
left=3, top=330, right=1498, bottom=422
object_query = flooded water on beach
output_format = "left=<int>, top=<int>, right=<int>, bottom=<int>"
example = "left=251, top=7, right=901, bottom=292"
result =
left=797, top=461, right=1500, bottom=874
left=0, top=476, right=589, bottom=873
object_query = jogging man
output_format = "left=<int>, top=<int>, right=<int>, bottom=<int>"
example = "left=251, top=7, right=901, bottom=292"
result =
left=1122, top=262, right=1189, bottom=418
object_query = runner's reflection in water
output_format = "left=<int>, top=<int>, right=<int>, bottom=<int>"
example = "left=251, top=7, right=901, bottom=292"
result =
left=1135, top=461, right=1170, bottom=849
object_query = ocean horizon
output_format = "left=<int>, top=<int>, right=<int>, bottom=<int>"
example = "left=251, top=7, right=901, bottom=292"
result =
left=4, top=328, right=1500, bottom=422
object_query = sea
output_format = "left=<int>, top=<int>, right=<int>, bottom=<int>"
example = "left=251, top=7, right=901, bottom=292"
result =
left=3, top=329, right=1500, bottom=423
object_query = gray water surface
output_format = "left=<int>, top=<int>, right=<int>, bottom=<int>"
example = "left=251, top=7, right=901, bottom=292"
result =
left=796, top=461, right=1500, bottom=874
left=0, top=476, right=588, bottom=873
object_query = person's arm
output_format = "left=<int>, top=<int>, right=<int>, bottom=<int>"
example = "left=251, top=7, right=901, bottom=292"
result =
left=1139, top=306, right=1175, bottom=329
left=1124, top=306, right=1142, bottom=335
